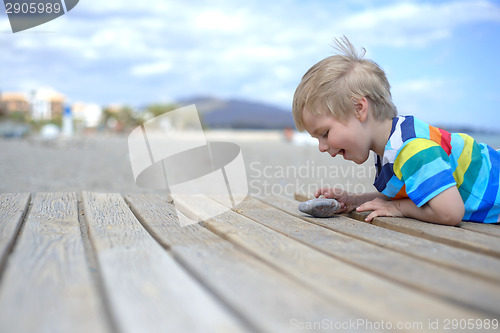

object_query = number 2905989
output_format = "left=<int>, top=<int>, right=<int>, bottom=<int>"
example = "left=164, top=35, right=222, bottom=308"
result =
left=5, top=2, right=62, bottom=14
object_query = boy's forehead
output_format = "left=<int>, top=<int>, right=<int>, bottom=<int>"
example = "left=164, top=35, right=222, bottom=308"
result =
left=302, top=108, right=327, bottom=134
left=301, top=108, right=315, bottom=126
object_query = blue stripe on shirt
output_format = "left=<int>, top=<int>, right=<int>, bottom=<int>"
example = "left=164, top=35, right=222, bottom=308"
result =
left=400, top=116, right=416, bottom=142
left=469, top=146, right=500, bottom=222
left=408, top=169, right=456, bottom=206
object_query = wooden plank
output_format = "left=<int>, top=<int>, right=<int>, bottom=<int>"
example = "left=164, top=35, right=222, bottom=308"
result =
left=460, top=221, right=500, bottom=238
left=349, top=210, right=500, bottom=259
left=250, top=195, right=500, bottom=317
left=0, top=193, right=30, bottom=273
left=125, top=194, right=364, bottom=333
left=0, top=193, right=109, bottom=333
left=269, top=196, right=500, bottom=283
left=82, top=192, right=248, bottom=333
left=187, top=195, right=490, bottom=328
left=294, top=192, right=310, bottom=202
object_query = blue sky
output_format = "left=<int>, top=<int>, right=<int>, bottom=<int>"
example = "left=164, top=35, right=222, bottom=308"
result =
left=1, top=0, right=500, bottom=131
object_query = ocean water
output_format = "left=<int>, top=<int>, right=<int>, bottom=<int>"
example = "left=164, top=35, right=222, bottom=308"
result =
left=469, top=133, right=500, bottom=150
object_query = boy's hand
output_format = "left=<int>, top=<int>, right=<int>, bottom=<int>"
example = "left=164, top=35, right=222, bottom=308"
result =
left=314, top=187, right=355, bottom=213
left=357, top=187, right=464, bottom=226
left=356, top=198, right=404, bottom=222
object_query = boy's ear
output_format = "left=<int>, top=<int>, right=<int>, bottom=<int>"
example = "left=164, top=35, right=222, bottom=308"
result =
left=353, top=97, right=369, bottom=122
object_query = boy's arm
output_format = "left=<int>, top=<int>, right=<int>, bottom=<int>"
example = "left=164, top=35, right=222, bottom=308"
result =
left=357, top=186, right=465, bottom=226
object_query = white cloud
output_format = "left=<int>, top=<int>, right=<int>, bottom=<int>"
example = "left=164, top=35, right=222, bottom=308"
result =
left=0, top=16, right=11, bottom=32
left=392, top=78, right=448, bottom=95
left=337, top=1, right=500, bottom=47
left=390, top=77, right=469, bottom=126
left=193, top=9, right=250, bottom=32
left=130, top=61, right=172, bottom=77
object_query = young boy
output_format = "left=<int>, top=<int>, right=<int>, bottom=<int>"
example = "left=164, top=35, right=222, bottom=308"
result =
left=293, top=37, right=500, bottom=225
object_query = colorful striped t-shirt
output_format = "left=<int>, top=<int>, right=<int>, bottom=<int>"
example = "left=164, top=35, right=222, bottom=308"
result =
left=374, top=116, right=500, bottom=223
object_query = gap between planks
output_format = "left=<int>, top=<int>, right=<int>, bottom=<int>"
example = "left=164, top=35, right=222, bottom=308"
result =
left=77, top=196, right=120, bottom=333
left=0, top=193, right=31, bottom=283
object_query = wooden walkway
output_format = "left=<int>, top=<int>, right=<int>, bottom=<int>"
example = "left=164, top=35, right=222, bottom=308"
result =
left=0, top=192, right=499, bottom=333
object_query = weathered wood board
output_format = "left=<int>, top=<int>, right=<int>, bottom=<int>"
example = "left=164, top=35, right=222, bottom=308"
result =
left=0, top=193, right=109, bottom=333
left=0, top=192, right=498, bottom=333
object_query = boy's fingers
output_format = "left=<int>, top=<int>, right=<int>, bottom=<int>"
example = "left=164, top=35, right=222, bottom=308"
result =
left=316, top=188, right=336, bottom=199
left=356, top=202, right=378, bottom=221
left=314, top=188, right=327, bottom=198
left=356, top=202, right=370, bottom=211
left=365, top=211, right=377, bottom=222
left=357, top=198, right=379, bottom=212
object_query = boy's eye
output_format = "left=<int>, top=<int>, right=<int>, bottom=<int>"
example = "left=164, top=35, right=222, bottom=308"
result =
left=322, top=130, right=329, bottom=139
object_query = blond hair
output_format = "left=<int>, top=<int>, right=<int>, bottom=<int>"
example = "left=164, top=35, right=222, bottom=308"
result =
left=292, top=36, right=397, bottom=131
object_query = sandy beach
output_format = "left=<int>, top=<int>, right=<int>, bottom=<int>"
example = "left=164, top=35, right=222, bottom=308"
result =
left=0, top=130, right=376, bottom=198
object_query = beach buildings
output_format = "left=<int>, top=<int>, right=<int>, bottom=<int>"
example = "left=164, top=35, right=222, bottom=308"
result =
left=30, top=88, right=65, bottom=121
left=0, top=88, right=103, bottom=131
left=0, top=88, right=64, bottom=120
left=0, top=92, right=30, bottom=117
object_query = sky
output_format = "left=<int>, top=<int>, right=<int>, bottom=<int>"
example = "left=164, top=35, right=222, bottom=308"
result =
left=1, top=0, right=500, bottom=131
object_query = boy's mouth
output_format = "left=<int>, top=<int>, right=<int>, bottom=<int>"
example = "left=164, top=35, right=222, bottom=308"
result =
left=331, top=149, right=345, bottom=157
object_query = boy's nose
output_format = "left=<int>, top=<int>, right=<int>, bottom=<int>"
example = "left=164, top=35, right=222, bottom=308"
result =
left=318, top=141, right=328, bottom=153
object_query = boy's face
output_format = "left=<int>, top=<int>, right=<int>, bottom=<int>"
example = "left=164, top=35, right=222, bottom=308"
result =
left=302, top=109, right=371, bottom=165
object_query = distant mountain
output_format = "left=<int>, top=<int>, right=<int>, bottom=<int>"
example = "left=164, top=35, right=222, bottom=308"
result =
left=178, top=96, right=295, bottom=129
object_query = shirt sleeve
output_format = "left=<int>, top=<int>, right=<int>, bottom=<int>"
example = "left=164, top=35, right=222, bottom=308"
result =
left=394, top=138, right=457, bottom=207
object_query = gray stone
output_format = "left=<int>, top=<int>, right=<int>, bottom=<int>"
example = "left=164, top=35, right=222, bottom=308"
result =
left=298, top=198, right=341, bottom=218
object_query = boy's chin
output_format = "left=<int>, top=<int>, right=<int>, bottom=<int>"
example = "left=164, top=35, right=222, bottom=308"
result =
left=350, top=154, right=369, bottom=165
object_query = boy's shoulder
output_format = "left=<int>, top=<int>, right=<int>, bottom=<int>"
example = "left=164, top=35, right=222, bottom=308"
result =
left=382, top=116, right=423, bottom=162
left=385, top=115, right=451, bottom=156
